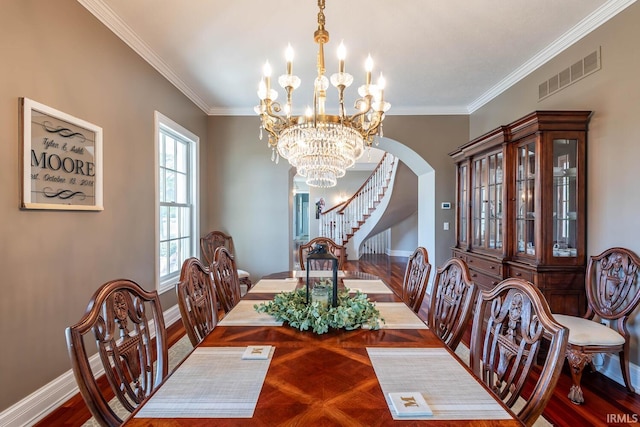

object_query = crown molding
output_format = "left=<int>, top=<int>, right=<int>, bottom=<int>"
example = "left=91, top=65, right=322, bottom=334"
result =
left=78, top=0, right=211, bottom=114
left=467, top=0, right=637, bottom=113
left=209, top=105, right=471, bottom=116
left=80, top=0, right=636, bottom=117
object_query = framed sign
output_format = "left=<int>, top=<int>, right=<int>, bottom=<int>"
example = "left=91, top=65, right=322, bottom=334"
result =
left=20, top=98, right=103, bottom=210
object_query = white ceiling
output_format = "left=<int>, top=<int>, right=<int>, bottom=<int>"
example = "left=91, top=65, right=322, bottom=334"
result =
left=79, top=0, right=633, bottom=116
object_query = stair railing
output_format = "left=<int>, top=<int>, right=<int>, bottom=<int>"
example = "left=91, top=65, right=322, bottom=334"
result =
left=319, top=153, right=395, bottom=246
left=360, top=229, right=390, bottom=255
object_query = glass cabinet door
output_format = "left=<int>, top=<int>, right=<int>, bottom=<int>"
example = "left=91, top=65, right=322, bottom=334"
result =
left=458, top=163, right=468, bottom=246
left=472, top=158, right=486, bottom=247
left=516, top=141, right=536, bottom=256
left=472, top=151, right=503, bottom=251
left=552, top=138, right=578, bottom=258
left=488, top=152, right=503, bottom=250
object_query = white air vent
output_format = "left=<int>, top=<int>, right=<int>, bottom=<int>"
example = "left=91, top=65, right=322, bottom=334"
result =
left=538, top=47, right=601, bottom=101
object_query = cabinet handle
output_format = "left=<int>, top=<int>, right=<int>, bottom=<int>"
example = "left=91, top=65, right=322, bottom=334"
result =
left=492, top=281, right=497, bottom=286
left=468, top=259, right=473, bottom=263
left=471, top=273, right=477, bottom=278
left=490, top=265, right=495, bottom=269
left=515, top=272, right=522, bottom=277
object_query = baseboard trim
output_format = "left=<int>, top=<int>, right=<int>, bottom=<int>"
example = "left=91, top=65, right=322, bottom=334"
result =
left=0, top=304, right=181, bottom=427
left=387, top=249, right=413, bottom=257
left=596, top=353, right=640, bottom=394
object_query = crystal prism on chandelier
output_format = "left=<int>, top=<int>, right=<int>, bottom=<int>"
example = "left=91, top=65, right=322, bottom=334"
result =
left=255, top=0, right=390, bottom=188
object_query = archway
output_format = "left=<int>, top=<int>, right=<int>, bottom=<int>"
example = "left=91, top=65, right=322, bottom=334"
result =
left=376, top=137, right=436, bottom=262
left=287, top=138, right=436, bottom=268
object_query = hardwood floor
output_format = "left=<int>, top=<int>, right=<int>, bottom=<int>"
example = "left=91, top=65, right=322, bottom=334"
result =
left=38, top=254, right=640, bottom=426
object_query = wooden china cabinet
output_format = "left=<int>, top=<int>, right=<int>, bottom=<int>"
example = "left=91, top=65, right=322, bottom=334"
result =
left=450, top=111, right=591, bottom=316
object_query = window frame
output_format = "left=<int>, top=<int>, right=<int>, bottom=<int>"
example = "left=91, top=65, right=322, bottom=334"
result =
left=154, top=111, right=200, bottom=294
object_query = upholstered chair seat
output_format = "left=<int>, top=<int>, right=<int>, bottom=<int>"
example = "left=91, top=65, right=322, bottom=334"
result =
left=238, top=269, right=250, bottom=278
left=554, top=314, right=625, bottom=346
left=553, top=247, right=640, bottom=405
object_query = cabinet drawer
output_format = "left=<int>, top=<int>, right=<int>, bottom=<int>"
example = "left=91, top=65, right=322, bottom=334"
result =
left=453, top=251, right=466, bottom=263
left=468, top=269, right=501, bottom=291
left=507, top=265, right=535, bottom=282
left=465, top=254, right=503, bottom=276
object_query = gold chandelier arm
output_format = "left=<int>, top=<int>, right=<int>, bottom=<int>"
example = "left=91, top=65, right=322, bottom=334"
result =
left=261, top=100, right=288, bottom=145
left=349, top=95, right=373, bottom=128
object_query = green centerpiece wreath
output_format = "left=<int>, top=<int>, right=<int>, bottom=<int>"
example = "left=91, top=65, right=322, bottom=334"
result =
left=254, top=288, right=384, bottom=334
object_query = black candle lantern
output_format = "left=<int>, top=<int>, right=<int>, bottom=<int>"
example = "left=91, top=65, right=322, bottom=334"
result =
left=306, top=243, right=339, bottom=308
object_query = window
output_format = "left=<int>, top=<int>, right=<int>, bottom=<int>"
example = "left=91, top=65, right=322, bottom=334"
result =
left=155, top=112, right=199, bottom=293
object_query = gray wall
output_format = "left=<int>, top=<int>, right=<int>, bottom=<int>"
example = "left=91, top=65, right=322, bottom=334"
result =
left=382, top=115, right=469, bottom=266
left=391, top=212, right=419, bottom=253
left=0, top=0, right=207, bottom=411
left=470, top=2, right=640, bottom=365
left=206, top=114, right=468, bottom=283
left=5, top=0, right=640, bottom=416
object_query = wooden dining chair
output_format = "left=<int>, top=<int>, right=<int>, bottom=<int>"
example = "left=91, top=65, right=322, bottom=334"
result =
left=211, top=246, right=242, bottom=314
left=470, top=278, right=568, bottom=427
left=298, top=237, right=346, bottom=270
left=553, top=247, right=640, bottom=404
left=176, top=257, right=219, bottom=347
left=65, top=279, right=168, bottom=427
left=200, top=230, right=252, bottom=292
left=401, top=247, right=431, bottom=313
left=428, top=257, right=476, bottom=351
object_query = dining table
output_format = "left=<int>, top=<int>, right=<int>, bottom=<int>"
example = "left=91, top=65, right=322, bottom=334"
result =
left=124, top=270, right=522, bottom=426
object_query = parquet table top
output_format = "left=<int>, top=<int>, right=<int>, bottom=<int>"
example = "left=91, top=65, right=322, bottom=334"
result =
left=124, top=272, right=522, bottom=426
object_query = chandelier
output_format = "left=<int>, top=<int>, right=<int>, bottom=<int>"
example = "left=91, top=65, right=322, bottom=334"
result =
left=255, top=0, right=390, bottom=188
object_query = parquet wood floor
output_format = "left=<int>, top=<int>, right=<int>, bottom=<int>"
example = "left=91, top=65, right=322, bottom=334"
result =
left=36, top=254, right=640, bottom=426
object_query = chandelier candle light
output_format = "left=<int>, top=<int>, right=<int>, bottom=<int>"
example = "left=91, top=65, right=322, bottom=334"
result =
left=255, top=0, right=390, bottom=188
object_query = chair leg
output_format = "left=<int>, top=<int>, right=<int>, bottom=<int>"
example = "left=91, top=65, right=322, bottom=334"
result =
left=240, top=277, right=252, bottom=289
left=566, top=349, right=592, bottom=404
left=619, top=348, right=636, bottom=394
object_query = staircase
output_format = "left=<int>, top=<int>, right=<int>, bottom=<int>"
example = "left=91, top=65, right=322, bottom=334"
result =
left=319, top=153, right=398, bottom=259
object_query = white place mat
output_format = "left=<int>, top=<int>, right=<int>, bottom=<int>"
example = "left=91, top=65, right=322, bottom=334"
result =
left=367, top=347, right=513, bottom=421
left=219, top=300, right=284, bottom=326
left=343, top=279, right=393, bottom=294
left=293, top=270, right=346, bottom=278
left=248, top=279, right=299, bottom=293
left=135, top=347, right=273, bottom=418
left=371, top=302, right=428, bottom=329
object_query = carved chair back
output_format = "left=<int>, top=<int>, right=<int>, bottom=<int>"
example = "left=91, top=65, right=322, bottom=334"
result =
left=200, top=230, right=236, bottom=267
left=585, top=246, right=640, bottom=324
left=557, top=246, right=640, bottom=403
left=211, top=246, right=242, bottom=314
left=401, top=247, right=431, bottom=313
left=65, top=279, right=168, bottom=427
left=176, top=257, right=218, bottom=347
left=298, top=237, right=346, bottom=270
left=429, top=257, right=476, bottom=350
left=470, top=278, right=568, bottom=427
